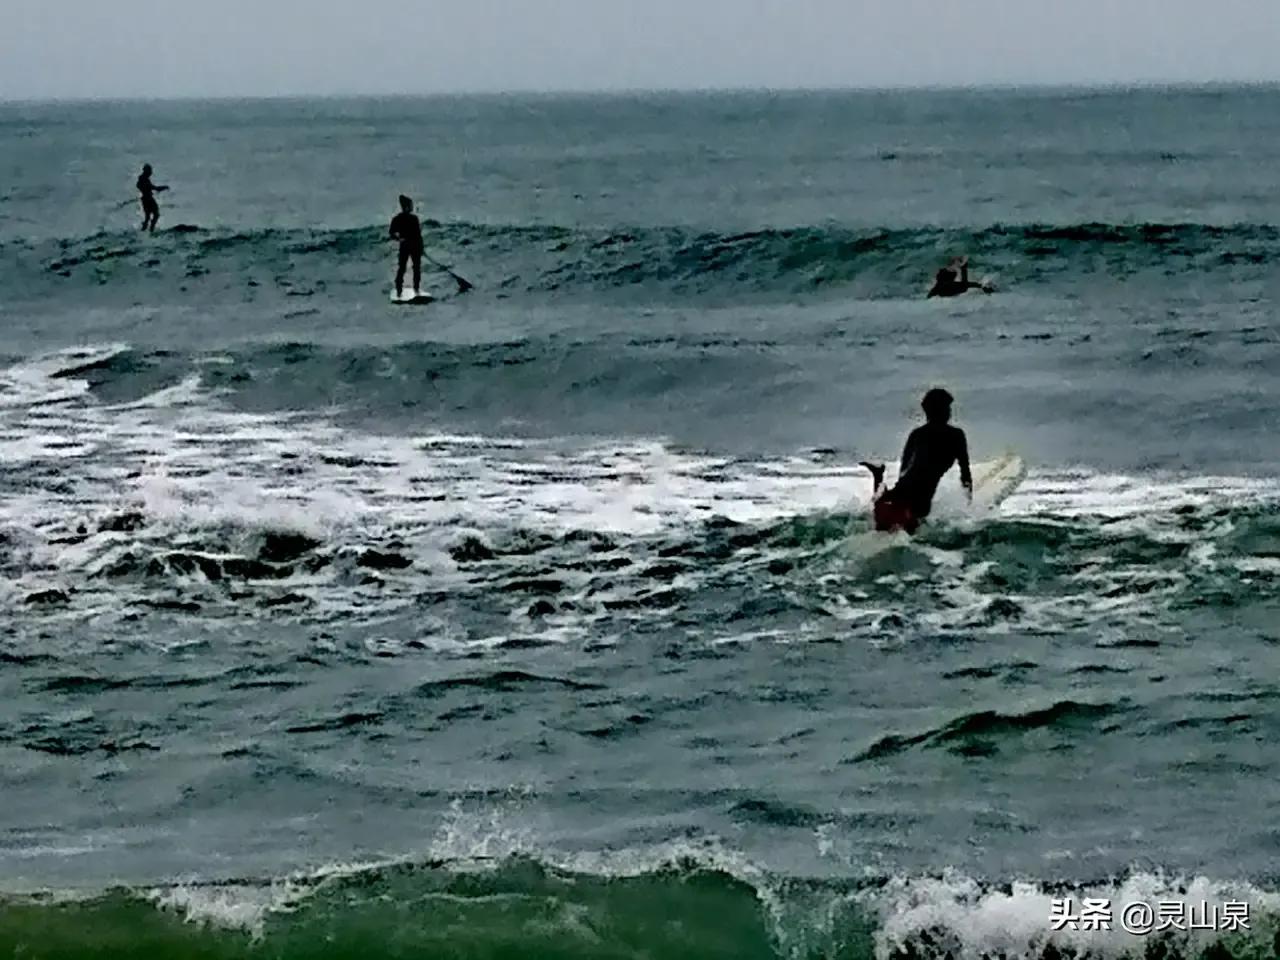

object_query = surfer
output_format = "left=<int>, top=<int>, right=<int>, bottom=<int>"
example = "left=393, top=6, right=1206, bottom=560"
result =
left=861, top=388, right=972, bottom=534
left=136, top=164, right=168, bottom=232
left=927, top=256, right=991, bottom=298
left=389, top=194, right=424, bottom=298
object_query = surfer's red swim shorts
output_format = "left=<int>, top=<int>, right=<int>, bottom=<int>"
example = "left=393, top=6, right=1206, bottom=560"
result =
left=873, top=498, right=917, bottom=534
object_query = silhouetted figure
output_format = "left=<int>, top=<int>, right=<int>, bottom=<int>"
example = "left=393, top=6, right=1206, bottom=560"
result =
left=136, top=164, right=168, bottom=232
left=927, top=255, right=991, bottom=298
left=861, top=388, right=972, bottom=534
left=389, top=194, right=424, bottom=297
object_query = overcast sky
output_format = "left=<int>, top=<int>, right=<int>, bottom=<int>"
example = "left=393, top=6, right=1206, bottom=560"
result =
left=4, top=0, right=1278, bottom=100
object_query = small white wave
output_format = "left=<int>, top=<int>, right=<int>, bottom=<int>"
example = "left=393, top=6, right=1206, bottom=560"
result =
left=871, top=870, right=1280, bottom=960
left=109, top=373, right=207, bottom=410
left=0, top=343, right=132, bottom=410
left=149, top=879, right=308, bottom=938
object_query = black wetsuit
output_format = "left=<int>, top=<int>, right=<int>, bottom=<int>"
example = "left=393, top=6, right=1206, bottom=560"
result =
left=137, top=173, right=160, bottom=230
left=389, top=211, right=423, bottom=293
left=928, top=262, right=984, bottom=298
left=884, top=422, right=972, bottom=520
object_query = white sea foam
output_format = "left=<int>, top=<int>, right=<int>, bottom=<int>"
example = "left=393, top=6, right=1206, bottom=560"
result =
left=2, top=345, right=1278, bottom=643
left=870, top=870, right=1280, bottom=960
left=149, top=881, right=304, bottom=938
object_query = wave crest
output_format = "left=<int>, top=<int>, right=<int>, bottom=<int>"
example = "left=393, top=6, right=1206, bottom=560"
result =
left=7, top=220, right=1278, bottom=302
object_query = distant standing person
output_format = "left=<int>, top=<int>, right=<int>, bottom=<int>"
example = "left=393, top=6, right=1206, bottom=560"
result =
left=136, top=164, right=168, bottom=232
left=389, top=195, right=424, bottom=297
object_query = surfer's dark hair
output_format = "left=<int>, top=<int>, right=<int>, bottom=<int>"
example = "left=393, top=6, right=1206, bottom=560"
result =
left=399, top=194, right=412, bottom=210
left=922, top=388, right=953, bottom=413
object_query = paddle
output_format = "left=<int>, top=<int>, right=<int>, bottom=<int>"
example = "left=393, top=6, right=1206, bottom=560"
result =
left=115, top=186, right=170, bottom=210
left=424, top=251, right=474, bottom=294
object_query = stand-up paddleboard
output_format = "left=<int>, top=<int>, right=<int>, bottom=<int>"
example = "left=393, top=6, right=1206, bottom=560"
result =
left=390, top=288, right=434, bottom=305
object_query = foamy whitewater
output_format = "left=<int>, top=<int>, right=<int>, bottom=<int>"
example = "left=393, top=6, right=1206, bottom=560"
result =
left=0, top=89, right=1278, bottom=958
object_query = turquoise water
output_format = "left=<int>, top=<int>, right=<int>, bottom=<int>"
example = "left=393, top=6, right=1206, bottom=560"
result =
left=1, top=89, right=1278, bottom=958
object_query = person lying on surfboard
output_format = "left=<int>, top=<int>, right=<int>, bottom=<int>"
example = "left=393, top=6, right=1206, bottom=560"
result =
left=861, top=388, right=972, bottom=534
left=389, top=194, right=424, bottom=298
left=136, top=164, right=168, bottom=233
left=927, top=255, right=992, bottom=298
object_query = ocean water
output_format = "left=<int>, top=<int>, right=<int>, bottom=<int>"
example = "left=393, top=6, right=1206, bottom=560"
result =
left=1, top=88, right=1278, bottom=959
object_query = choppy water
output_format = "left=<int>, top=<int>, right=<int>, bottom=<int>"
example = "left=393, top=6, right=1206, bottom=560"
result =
left=1, top=88, right=1279, bottom=959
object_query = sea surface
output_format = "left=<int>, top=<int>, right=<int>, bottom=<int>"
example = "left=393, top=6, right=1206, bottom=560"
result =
left=1, top=87, right=1278, bottom=959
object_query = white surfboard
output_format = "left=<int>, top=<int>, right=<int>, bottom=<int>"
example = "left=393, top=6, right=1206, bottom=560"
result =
left=970, top=452, right=1026, bottom=513
left=842, top=452, right=1027, bottom=559
left=390, top=289, right=434, bottom=305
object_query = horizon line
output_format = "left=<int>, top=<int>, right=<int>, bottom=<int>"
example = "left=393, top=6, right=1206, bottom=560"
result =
left=4, top=78, right=1280, bottom=107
